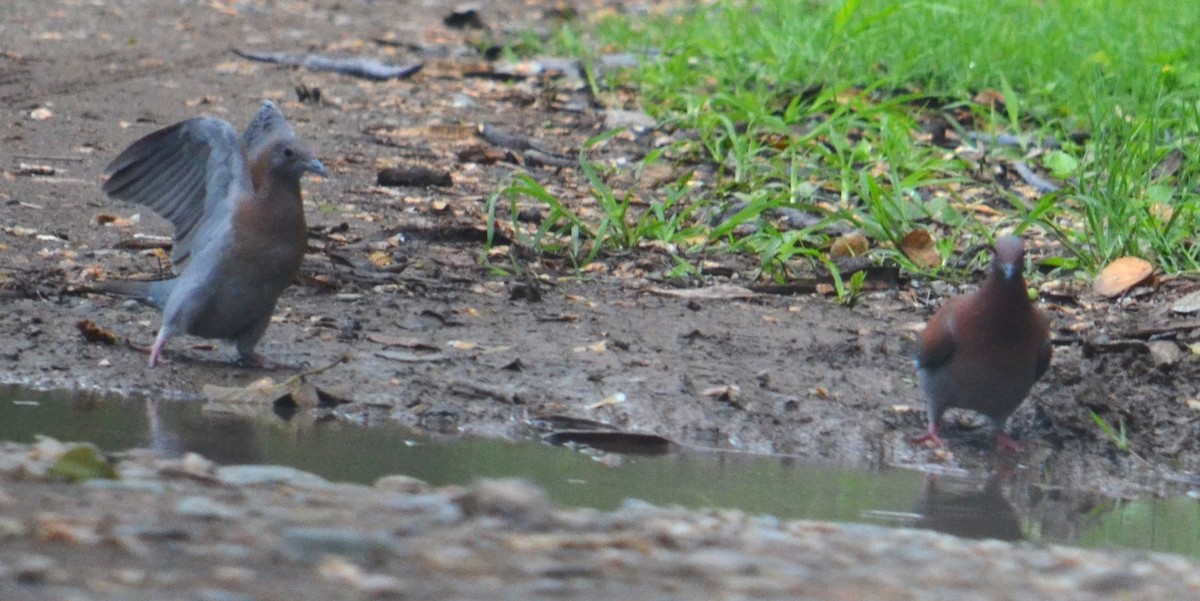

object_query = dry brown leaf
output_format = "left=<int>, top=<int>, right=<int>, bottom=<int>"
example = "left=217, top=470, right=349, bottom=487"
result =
left=973, top=89, right=1006, bottom=109
left=1093, top=256, right=1153, bottom=297
left=829, top=231, right=868, bottom=258
left=75, top=320, right=116, bottom=345
left=368, top=251, right=392, bottom=268
left=203, top=377, right=297, bottom=405
left=1150, top=203, right=1174, bottom=222
left=899, top=228, right=942, bottom=269
left=202, top=355, right=348, bottom=409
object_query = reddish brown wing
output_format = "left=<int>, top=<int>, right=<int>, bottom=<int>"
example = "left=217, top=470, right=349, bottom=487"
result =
left=1033, top=311, right=1052, bottom=380
left=916, top=298, right=960, bottom=371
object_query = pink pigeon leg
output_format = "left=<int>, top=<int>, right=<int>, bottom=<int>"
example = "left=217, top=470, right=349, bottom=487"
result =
left=912, top=422, right=947, bottom=448
left=994, top=431, right=1023, bottom=454
left=148, top=330, right=171, bottom=367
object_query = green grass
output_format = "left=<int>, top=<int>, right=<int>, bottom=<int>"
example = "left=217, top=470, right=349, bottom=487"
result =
left=1088, top=410, right=1146, bottom=462
left=491, top=0, right=1200, bottom=279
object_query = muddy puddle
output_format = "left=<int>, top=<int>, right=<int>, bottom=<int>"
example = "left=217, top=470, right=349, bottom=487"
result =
left=2, top=384, right=1199, bottom=560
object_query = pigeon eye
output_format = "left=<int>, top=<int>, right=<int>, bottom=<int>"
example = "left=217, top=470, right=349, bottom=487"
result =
left=283, top=148, right=295, bottom=158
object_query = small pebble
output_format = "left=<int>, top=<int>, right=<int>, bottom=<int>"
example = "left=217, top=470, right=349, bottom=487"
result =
left=13, top=554, right=60, bottom=584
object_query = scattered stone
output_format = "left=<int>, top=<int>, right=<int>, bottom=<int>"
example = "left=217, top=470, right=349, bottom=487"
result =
left=215, top=465, right=330, bottom=488
left=213, top=565, right=257, bottom=584
left=84, top=479, right=166, bottom=494
left=451, top=93, right=476, bottom=108
left=112, top=568, right=147, bottom=586
left=457, top=478, right=552, bottom=527
left=603, top=108, right=657, bottom=133
left=196, top=589, right=258, bottom=601
left=1147, top=340, right=1183, bottom=370
left=176, top=496, right=243, bottom=520
left=317, top=556, right=407, bottom=595
left=373, top=474, right=431, bottom=493
left=279, top=527, right=396, bottom=565
left=374, top=493, right=462, bottom=525
left=0, top=517, right=27, bottom=539
left=1171, top=290, right=1200, bottom=314
left=12, top=554, right=61, bottom=584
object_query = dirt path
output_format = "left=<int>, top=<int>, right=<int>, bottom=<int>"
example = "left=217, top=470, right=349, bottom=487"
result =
left=2, top=1, right=1200, bottom=595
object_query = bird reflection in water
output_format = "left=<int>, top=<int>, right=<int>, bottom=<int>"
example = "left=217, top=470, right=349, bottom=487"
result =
left=913, top=471, right=1023, bottom=541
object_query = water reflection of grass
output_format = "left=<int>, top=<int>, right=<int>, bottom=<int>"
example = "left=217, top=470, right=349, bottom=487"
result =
left=1081, top=497, right=1200, bottom=558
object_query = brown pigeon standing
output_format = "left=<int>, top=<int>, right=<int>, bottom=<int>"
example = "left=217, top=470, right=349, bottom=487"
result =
left=913, top=235, right=1052, bottom=451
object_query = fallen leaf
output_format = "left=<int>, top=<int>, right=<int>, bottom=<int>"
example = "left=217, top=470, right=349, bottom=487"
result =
left=48, top=446, right=117, bottom=482
left=203, top=377, right=295, bottom=405
left=368, top=251, right=392, bottom=268
left=899, top=228, right=942, bottom=269
left=202, top=355, right=348, bottom=409
left=829, top=231, right=868, bottom=258
left=1093, top=256, right=1153, bottom=297
left=973, top=89, right=1006, bottom=109
left=75, top=320, right=117, bottom=345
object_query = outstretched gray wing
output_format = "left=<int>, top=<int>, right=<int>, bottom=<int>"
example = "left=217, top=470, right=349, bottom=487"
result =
left=240, top=100, right=295, bottom=161
left=102, top=117, right=251, bottom=268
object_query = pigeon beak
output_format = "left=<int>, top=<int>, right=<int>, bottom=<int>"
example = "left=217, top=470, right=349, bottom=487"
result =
left=306, top=158, right=328, bottom=178
left=1001, top=262, right=1018, bottom=281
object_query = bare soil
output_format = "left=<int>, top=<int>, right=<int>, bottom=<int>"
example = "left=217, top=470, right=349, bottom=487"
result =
left=2, top=1, right=1200, bottom=595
